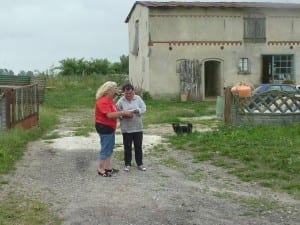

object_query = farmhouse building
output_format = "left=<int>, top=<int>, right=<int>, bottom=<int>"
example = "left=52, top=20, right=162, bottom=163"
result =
left=125, top=1, right=300, bottom=100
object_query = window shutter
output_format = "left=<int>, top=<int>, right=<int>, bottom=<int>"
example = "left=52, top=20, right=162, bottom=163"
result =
left=244, top=16, right=266, bottom=43
left=255, top=18, right=266, bottom=42
left=131, top=20, right=139, bottom=56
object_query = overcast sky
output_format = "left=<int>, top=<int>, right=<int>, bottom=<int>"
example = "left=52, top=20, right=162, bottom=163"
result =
left=0, top=0, right=299, bottom=73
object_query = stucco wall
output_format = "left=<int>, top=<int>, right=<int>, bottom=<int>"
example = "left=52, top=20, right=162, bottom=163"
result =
left=149, top=8, right=243, bottom=41
left=128, top=5, right=150, bottom=91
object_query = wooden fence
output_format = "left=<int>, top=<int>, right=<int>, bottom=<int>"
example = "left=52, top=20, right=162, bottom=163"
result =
left=223, top=87, right=300, bottom=125
left=0, top=84, right=39, bottom=130
left=0, top=75, right=46, bottom=103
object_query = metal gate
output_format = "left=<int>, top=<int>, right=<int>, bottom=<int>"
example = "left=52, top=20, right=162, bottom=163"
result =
left=0, top=84, right=39, bottom=130
left=176, top=59, right=202, bottom=101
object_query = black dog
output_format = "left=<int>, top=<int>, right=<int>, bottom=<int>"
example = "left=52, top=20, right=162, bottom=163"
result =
left=172, top=123, right=193, bottom=134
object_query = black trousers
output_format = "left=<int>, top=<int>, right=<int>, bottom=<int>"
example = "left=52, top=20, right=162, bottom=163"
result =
left=122, top=132, right=143, bottom=166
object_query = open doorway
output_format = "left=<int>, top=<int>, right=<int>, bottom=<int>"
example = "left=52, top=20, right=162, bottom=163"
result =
left=204, top=60, right=222, bottom=98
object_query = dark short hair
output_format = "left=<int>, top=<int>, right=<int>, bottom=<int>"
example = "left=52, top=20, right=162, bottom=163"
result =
left=122, top=83, right=134, bottom=91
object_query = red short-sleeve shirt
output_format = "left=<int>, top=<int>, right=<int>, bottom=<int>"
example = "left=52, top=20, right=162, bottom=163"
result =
left=95, top=96, right=118, bottom=129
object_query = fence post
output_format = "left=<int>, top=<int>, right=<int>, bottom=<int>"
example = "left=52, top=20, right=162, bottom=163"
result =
left=224, top=87, right=232, bottom=124
left=5, top=89, right=13, bottom=129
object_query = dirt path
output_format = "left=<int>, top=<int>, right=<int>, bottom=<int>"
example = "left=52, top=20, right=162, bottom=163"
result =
left=2, top=111, right=300, bottom=225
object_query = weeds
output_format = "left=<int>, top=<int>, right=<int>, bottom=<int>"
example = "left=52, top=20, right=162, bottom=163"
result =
left=167, top=124, right=300, bottom=199
left=0, top=194, right=62, bottom=225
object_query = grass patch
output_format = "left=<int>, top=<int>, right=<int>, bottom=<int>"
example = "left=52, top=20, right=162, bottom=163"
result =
left=0, top=177, right=9, bottom=185
left=0, top=106, right=59, bottom=174
left=73, top=116, right=95, bottom=136
left=147, top=144, right=168, bottom=158
left=147, top=144, right=188, bottom=169
left=213, top=191, right=286, bottom=216
left=44, top=74, right=124, bottom=110
left=167, top=124, right=300, bottom=199
left=0, top=193, right=62, bottom=225
left=213, top=191, right=233, bottom=199
left=161, top=156, right=184, bottom=169
left=186, top=168, right=204, bottom=181
left=239, top=196, right=285, bottom=212
left=0, top=127, right=46, bottom=173
left=42, top=131, right=61, bottom=140
left=143, top=99, right=216, bottom=126
left=113, top=150, right=124, bottom=162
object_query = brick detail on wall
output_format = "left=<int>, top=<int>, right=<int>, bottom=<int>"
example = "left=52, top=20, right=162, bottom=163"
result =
left=150, top=15, right=241, bottom=18
left=148, top=41, right=242, bottom=46
left=268, top=41, right=300, bottom=46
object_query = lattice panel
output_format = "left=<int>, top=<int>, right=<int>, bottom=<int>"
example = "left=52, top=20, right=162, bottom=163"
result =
left=234, top=90, right=300, bottom=114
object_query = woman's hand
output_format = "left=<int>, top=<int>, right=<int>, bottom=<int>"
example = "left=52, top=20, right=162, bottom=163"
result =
left=121, top=111, right=134, bottom=118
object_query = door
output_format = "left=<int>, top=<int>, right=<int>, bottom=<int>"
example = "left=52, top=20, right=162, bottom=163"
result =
left=176, top=59, right=202, bottom=101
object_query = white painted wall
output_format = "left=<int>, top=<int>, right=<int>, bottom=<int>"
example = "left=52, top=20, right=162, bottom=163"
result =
left=127, top=5, right=150, bottom=91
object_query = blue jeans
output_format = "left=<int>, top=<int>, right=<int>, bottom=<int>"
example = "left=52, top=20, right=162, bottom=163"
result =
left=99, top=132, right=115, bottom=160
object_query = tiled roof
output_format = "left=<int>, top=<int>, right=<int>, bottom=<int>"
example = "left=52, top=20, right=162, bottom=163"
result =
left=136, top=1, right=300, bottom=8
left=125, top=1, right=300, bottom=22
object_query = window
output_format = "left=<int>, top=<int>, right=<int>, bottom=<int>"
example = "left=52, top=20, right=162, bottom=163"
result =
left=273, top=55, right=293, bottom=82
left=244, top=16, right=266, bottom=43
left=131, top=20, right=139, bottom=56
left=262, top=55, right=295, bottom=83
left=239, top=58, right=250, bottom=73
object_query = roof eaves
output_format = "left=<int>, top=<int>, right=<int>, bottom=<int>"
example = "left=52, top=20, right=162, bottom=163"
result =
left=125, top=1, right=300, bottom=23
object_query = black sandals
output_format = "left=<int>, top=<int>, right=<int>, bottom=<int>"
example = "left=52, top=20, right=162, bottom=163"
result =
left=105, top=168, right=119, bottom=174
left=98, top=170, right=112, bottom=177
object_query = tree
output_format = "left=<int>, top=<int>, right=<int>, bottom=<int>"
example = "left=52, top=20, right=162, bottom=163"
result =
left=0, top=68, right=13, bottom=75
left=90, top=58, right=110, bottom=75
left=119, top=55, right=129, bottom=74
left=58, top=58, right=85, bottom=76
left=57, top=56, right=129, bottom=76
left=110, top=62, right=122, bottom=74
left=26, top=71, right=34, bottom=76
left=18, top=70, right=26, bottom=76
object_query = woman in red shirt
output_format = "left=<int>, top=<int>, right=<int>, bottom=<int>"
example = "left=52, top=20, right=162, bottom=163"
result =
left=95, top=81, right=133, bottom=177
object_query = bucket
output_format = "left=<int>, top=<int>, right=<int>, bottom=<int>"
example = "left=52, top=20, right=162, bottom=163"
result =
left=231, top=82, right=252, bottom=97
left=237, top=85, right=251, bottom=97
left=181, top=93, right=188, bottom=102
left=216, top=96, right=224, bottom=117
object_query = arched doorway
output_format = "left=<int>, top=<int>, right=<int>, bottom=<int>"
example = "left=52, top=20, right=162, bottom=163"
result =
left=203, top=60, right=222, bottom=98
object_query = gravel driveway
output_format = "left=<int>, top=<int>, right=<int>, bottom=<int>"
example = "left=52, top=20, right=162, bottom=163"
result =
left=2, top=111, right=300, bottom=225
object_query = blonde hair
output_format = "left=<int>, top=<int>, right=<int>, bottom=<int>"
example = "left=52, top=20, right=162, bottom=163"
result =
left=95, top=81, right=117, bottom=99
